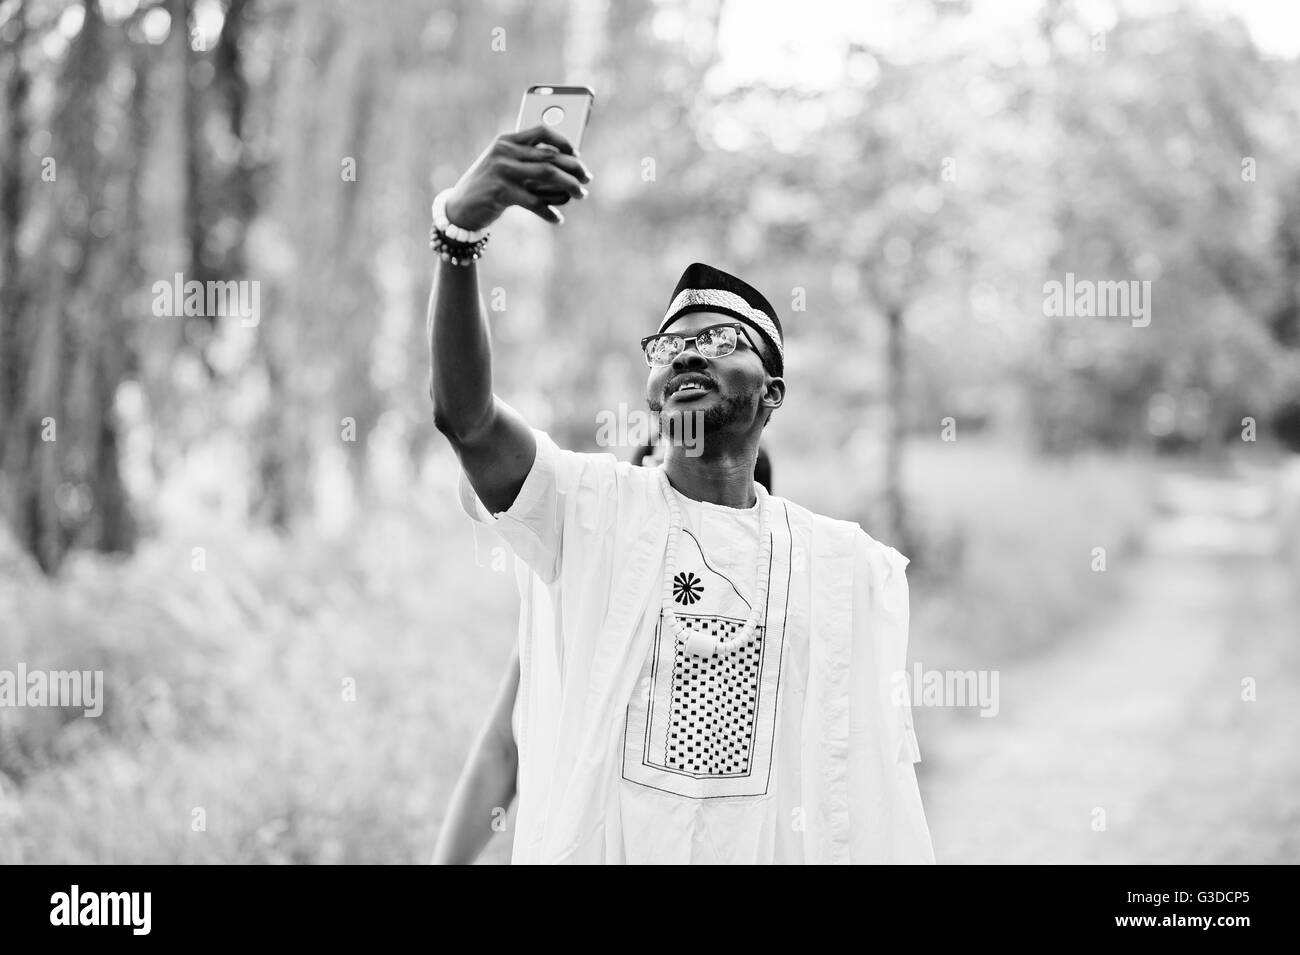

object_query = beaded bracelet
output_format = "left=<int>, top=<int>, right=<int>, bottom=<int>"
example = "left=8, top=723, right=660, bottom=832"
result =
left=432, top=188, right=489, bottom=244
left=429, top=223, right=489, bottom=266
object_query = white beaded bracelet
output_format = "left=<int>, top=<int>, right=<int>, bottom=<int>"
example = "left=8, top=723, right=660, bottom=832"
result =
left=432, top=188, right=489, bottom=244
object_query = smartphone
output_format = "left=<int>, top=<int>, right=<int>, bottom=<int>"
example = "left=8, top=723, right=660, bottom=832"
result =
left=515, top=85, right=595, bottom=152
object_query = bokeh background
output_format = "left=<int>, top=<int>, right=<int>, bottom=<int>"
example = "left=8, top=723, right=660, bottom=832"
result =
left=2, top=0, right=1299, bottom=863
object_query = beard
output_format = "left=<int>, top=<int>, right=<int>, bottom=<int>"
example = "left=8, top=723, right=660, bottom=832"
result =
left=648, top=388, right=754, bottom=442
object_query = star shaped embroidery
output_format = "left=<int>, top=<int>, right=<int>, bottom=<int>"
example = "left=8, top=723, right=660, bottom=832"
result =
left=673, top=571, right=703, bottom=605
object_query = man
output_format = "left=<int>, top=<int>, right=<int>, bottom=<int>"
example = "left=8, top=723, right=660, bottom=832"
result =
left=432, top=445, right=775, bottom=865
left=428, top=125, right=934, bottom=864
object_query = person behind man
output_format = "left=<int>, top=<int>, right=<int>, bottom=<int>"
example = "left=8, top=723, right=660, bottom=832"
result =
left=633, top=439, right=771, bottom=491
left=427, top=124, right=933, bottom=864
left=432, top=444, right=774, bottom=865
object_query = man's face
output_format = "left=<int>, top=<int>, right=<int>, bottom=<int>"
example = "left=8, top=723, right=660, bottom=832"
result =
left=644, top=311, right=781, bottom=437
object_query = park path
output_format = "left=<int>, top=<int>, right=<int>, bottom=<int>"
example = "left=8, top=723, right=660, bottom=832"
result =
left=919, top=466, right=1300, bottom=864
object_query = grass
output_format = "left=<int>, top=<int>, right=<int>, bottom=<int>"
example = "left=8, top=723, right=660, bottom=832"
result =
left=901, top=434, right=1155, bottom=667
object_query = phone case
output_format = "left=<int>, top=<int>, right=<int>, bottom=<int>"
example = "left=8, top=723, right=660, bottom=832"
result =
left=515, top=85, right=595, bottom=151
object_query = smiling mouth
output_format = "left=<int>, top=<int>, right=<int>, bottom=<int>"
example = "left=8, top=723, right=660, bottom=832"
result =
left=666, top=382, right=715, bottom=401
left=666, top=373, right=717, bottom=399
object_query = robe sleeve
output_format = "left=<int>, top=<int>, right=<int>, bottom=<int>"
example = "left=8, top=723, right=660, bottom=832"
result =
left=456, top=428, right=604, bottom=586
left=849, top=532, right=936, bottom=863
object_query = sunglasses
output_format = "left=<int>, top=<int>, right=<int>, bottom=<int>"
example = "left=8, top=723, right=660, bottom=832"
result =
left=640, top=322, right=758, bottom=367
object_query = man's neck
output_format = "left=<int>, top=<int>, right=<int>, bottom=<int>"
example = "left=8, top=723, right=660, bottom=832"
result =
left=662, top=442, right=759, bottom=509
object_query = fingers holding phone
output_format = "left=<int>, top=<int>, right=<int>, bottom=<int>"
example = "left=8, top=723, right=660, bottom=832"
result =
left=517, top=146, right=590, bottom=211
left=443, top=86, right=595, bottom=228
left=444, top=135, right=585, bottom=227
left=505, top=131, right=591, bottom=204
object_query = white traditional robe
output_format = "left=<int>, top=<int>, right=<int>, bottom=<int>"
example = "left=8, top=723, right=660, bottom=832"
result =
left=459, top=429, right=935, bottom=864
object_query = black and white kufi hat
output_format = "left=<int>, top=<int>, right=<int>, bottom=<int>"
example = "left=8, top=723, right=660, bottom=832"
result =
left=658, top=263, right=784, bottom=377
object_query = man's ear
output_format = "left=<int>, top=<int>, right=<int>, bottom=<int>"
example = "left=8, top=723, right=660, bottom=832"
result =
left=761, top=377, right=785, bottom=414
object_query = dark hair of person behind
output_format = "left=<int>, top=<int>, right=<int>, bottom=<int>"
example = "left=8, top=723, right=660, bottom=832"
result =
left=631, top=442, right=773, bottom=494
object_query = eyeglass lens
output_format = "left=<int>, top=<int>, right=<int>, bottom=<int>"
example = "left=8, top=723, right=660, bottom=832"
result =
left=645, top=326, right=738, bottom=365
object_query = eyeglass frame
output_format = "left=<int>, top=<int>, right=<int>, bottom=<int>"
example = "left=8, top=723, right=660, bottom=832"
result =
left=639, top=321, right=761, bottom=367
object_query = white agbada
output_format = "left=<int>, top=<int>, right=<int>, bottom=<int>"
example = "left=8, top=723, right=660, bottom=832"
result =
left=460, top=429, right=935, bottom=864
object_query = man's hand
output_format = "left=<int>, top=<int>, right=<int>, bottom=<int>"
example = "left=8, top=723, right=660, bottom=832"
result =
left=445, top=125, right=592, bottom=229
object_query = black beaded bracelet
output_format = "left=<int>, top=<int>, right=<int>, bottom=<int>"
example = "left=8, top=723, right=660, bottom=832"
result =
left=429, top=224, right=489, bottom=266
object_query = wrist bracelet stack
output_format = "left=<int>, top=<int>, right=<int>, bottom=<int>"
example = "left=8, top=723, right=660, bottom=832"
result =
left=430, top=188, right=490, bottom=266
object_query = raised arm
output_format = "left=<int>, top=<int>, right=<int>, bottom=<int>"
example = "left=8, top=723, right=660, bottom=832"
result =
left=428, top=126, right=591, bottom=514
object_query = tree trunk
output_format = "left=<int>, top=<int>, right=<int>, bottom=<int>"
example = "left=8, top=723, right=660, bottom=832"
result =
left=3, top=0, right=117, bottom=573
left=0, top=0, right=41, bottom=568
left=90, top=24, right=158, bottom=556
left=249, top=0, right=313, bottom=530
left=883, top=303, right=910, bottom=553
left=0, top=0, right=30, bottom=456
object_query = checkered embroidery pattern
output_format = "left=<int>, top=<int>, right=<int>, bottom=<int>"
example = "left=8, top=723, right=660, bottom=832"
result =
left=663, top=614, right=764, bottom=775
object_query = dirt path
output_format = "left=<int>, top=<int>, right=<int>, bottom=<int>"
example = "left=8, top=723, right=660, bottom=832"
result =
left=919, top=470, right=1300, bottom=864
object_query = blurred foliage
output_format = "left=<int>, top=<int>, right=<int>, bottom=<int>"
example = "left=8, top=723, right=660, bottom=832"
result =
left=0, top=0, right=1297, bottom=571
left=0, top=487, right=521, bottom=862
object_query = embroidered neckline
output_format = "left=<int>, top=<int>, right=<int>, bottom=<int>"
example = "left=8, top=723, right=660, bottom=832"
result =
left=657, top=468, right=772, bottom=657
